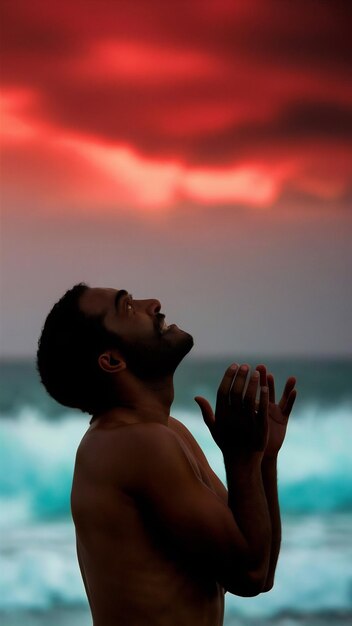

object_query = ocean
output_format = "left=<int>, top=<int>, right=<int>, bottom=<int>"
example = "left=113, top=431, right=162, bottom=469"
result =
left=1, top=356, right=352, bottom=626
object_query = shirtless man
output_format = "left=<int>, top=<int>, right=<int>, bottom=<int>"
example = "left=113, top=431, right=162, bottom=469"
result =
left=36, top=283, right=296, bottom=626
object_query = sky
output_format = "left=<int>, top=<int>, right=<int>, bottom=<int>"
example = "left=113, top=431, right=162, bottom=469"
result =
left=1, top=0, right=351, bottom=358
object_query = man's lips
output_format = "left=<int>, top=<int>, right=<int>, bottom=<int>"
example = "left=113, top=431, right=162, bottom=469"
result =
left=156, top=314, right=170, bottom=334
left=157, top=313, right=168, bottom=334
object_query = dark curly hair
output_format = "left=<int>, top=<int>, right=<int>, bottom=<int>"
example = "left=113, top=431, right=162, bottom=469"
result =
left=36, top=283, right=122, bottom=415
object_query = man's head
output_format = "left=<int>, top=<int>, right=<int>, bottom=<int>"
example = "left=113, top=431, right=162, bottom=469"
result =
left=36, top=283, right=193, bottom=414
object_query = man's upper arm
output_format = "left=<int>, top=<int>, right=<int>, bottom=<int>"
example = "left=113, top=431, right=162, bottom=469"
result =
left=127, top=423, right=252, bottom=592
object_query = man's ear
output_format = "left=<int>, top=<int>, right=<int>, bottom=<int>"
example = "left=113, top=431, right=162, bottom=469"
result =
left=98, top=351, right=126, bottom=374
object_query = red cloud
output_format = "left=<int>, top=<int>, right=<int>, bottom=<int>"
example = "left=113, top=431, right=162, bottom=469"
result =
left=1, top=0, right=351, bottom=214
left=72, top=40, right=222, bottom=84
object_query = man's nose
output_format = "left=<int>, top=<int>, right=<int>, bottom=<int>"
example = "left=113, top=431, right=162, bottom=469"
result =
left=146, top=299, right=161, bottom=314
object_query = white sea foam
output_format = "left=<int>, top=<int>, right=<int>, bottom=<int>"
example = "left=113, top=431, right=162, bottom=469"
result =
left=0, top=403, right=352, bottom=529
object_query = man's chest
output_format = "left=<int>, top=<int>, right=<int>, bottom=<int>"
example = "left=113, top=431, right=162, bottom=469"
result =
left=168, top=419, right=215, bottom=492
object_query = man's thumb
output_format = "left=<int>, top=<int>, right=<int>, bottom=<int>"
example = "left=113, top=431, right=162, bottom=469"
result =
left=194, top=396, right=215, bottom=429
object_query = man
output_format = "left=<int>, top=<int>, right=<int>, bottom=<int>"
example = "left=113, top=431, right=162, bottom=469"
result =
left=37, top=283, right=296, bottom=626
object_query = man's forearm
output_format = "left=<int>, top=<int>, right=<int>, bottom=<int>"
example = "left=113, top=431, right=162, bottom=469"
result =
left=261, top=455, right=281, bottom=590
left=224, top=453, right=271, bottom=587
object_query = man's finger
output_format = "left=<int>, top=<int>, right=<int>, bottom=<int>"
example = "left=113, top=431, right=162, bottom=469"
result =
left=243, top=371, right=260, bottom=416
left=230, top=364, right=249, bottom=411
left=216, top=363, right=238, bottom=408
left=283, top=389, right=297, bottom=417
left=194, top=397, right=215, bottom=429
left=255, top=364, right=267, bottom=387
left=267, top=373, right=275, bottom=404
left=279, top=377, right=296, bottom=410
left=257, top=385, right=269, bottom=423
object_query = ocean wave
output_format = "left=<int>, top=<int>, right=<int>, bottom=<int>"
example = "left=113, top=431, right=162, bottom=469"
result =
left=182, top=403, right=352, bottom=514
left=0, top=409, right=86, bottom=527
left=1, top=516, right=351, bottom=613
left=0, top=403, right=352, bottom=527
left=0, top=523, right=84, bottom=609
left=226, top=514, right=352, bottom=617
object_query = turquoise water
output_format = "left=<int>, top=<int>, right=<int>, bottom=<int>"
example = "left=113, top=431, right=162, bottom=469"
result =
left=1, top=356, right=352, bottom=624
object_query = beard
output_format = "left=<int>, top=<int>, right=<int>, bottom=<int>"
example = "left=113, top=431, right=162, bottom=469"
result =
left=117, top=328, right=194, bottom=380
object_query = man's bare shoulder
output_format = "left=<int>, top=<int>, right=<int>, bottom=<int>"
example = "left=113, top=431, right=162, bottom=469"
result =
left=81, top=419, right=170, bottom=445
left=92, top=420, right=182, bottom=444
left=73, top=421, right=198, bottom=504
left=76, top=420, right=192, bottom=482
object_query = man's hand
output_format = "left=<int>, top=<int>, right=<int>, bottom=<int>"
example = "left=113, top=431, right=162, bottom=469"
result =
left=195, top=363, right=269, bottom=459
left=256, top=365, right=296, bottom=459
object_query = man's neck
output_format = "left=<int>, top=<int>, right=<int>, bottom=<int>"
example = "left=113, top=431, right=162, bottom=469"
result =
left=90, top=374, right=174, bottom=426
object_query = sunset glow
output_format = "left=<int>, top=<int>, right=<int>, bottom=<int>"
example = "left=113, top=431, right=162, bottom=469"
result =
left=1, top=0, right=351, bottom=215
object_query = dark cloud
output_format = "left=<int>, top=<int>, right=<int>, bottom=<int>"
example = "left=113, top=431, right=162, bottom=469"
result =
left=1, top=0, right=351, bottom=211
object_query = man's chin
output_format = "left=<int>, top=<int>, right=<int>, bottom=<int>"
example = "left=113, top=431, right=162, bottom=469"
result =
left=182, top=331, right=194, bottom=354
left=119, top=326, right=194, bottom=379
left=171, top=330, right=194, bottom=366
left=165, top=326, right=194, bottom=355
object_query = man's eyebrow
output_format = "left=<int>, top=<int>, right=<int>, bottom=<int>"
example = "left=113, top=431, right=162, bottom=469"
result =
left=114, top=289, right=128, bottom=311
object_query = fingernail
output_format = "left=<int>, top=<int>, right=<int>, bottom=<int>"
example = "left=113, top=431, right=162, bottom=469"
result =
left=240, top=365, right=248, bottom=372
left=253, top=371, right=259, bottom=378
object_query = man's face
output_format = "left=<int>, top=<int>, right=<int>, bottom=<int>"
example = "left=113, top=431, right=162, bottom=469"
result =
left=79, top=287, right=194, bottom=378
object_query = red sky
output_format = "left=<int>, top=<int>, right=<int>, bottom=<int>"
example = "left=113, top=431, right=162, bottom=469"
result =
left=1, top=0, right=351, bottom=214
left=0, top=0, right=351, bottom=357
